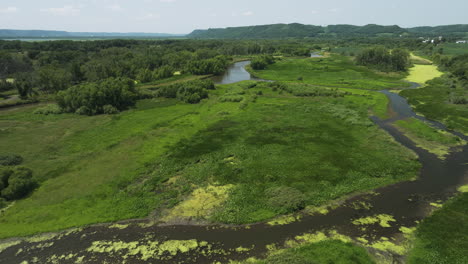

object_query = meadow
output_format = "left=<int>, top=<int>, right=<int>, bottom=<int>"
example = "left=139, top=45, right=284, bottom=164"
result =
left=0, top=76, right=420, bottom=237
left=247, top=55, right=410, bottom=90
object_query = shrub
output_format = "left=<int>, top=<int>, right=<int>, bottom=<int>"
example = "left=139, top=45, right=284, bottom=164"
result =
left=103, top=104, right=120, bottom=114
left=251, top=55, right=275, bottom=70
left=1, top=167, right=36, bottom=200
left=1, top=167, right=37, bottom=201
left=265, top=186, right=306, bottom=214
left=57, top=77, right=138, bottom=115
left=0, top=197, right=7, bottom=209
left=0, top=154, right=23, bottom=166
left=157, top=79, right=214, bottom=104
left=75, top=106, right=92, bottom=116
left=33, top=104, right=62, bottom=115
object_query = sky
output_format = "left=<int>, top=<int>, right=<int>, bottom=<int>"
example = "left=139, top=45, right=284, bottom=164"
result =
left=0, top=0, right=467, bottom=34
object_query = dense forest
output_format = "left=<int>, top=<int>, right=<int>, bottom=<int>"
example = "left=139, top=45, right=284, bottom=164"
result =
left=188, top=23, right=468, bottom=39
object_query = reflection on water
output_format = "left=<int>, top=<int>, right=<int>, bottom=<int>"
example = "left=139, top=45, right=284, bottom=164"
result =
left=212, top=61, right=265, bottom=84
left=311, top=52, right=323, bottom=58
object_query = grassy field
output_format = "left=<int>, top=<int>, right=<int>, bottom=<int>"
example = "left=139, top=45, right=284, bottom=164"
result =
left=400, top=77, right=468, bottom=135
left=394, top=118, right=465, bottom=159
left=407, top=192, right=468, bottom=264
left=0, top=78, right=420, bottom=238
left=248, top=55, right=409, bottom=90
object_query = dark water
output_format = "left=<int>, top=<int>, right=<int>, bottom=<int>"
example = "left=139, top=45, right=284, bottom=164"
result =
left=1, top=71, right=467, bottom=264
left=212, top=61, right=266, bottom=84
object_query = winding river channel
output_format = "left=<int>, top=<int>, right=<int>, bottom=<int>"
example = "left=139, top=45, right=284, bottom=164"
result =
left=1, top=62, right=467, bottom=264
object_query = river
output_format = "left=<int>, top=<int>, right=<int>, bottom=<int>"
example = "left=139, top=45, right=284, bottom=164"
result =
left=1, top=63, right=467, bottom=264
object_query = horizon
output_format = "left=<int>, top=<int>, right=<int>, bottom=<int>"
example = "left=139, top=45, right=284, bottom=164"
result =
left=1, top=0, right=467, bottom=34
left=2, top=22, right=468, bottom=35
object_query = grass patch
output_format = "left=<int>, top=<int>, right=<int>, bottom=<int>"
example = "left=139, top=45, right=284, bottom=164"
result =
left=394, top=118, right=465, bottom=159
left=400, top=77, right=468, bottom=135
left=248, top=55, right=409, bottom=90
left=407, top=192, right=468, bottom=264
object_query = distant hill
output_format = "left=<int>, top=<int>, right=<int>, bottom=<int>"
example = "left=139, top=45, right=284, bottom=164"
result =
left=188, top=23, right=468, bottom=39
left=0, top=29, right=184, bottom=39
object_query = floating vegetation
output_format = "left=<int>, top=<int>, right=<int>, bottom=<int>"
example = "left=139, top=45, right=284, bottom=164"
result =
left=109, top=224, right=129, bottom=230
left=87, top=239, right=208, bottom=261
left=352, top=214, right=396, bottom=227
left=458, top=185, right=468, bottom=193
left=304, top=203, right=339, bottom=216
left=285, top=230, right=352, bottom=248
left=267, top=214, right=300, bottom=226
left=162, top=184, right=233, bottom=222
left=350, top=201, right=373, bottom=210
left=0, top=240, right=21, bottom=254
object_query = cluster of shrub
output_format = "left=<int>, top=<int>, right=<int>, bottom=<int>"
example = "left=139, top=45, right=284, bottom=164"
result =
left=136, top=66, right=175, bottom=84
left=356, top=47, right=411, bottom=72
left=0, top=154, right=37, bottom=208
left=250, top=55, right=276, bottom=70
left=56, top=77, right=139, bottom=115
left=266, top=82, right=348, bottom=98
left=156, top=79, right=215, bottom=104
left=186, top=56, right=230, bottom=75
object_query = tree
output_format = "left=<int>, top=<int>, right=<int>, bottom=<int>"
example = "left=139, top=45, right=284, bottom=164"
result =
left=56, top=77, right=139, bottom=115
left=14, top=72, right=34, bottom=99
left=36, top=66, right=72, bottom=93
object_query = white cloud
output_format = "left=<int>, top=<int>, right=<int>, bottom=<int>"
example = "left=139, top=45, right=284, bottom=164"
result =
left=40, top=5, right=80, bottom=16
left=160, top=0, right=176, bottom=2
left=311, top=10, right=318, bottom=15
left=0, top=7, right=18, bottom=14
left=329, top=8, right=339, bottom=13
left=108, top=4, right=123, bottom=12
left=242, top=11, right=254, bottom=16
left=136, top=13, right=160, bottom=21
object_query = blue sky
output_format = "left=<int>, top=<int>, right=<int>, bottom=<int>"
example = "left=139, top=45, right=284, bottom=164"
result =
left=0, top=0, right=467, bottom=34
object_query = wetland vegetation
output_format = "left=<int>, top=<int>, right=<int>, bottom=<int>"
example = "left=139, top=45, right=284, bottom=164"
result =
left=0, top=34, right=467, bottom=263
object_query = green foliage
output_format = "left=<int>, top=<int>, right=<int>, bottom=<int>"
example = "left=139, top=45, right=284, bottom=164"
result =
left=400, top=76, right=468, bottom=134
left=156, top=79, right=214, bottom=104
left=36, top=66, right=72, bottom=92
left=251, top=55, right=276, bottom=70
left=408, top=193, right=468, bottom=264
left=0, top=197, right=7, bottom=209
left=0, top=167, right=37, bottom=201
left=265, top=186, right=306, bottom=214
left=33, top=104, right=62, bottom=115
left=189, top=23, right=408, bottom=39
left=13, top=72, right=34, bottom=99
left=186, top=56, right=230, bottom=75
left=0, top=154, right=23, bottom=166
left=103, top=104, right=120, bottom=115
left=57, top=77, right=138, bottom=115
left=249, top=55, right=409, bottom=90
left=250, top=240, right=375, bottom=264
left=356, top=47, right=411, bottom=72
